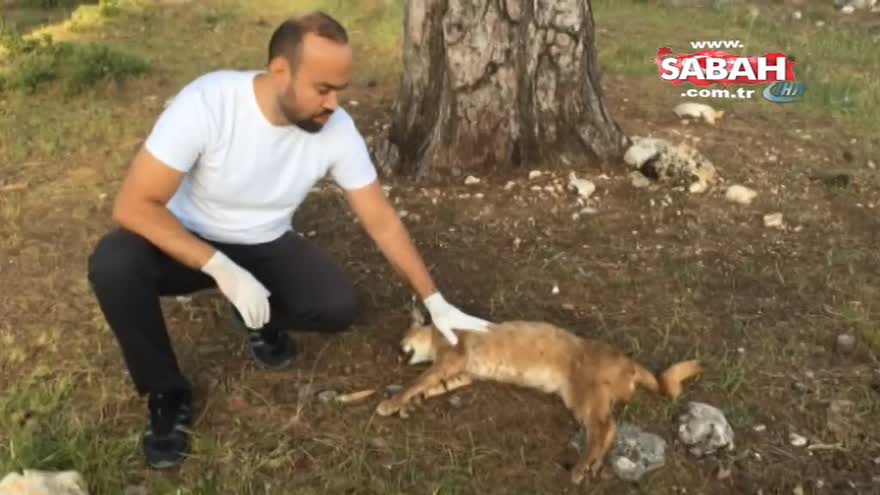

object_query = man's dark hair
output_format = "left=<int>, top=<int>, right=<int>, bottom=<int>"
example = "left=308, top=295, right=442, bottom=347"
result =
left=268, top=12, right=349, bottom=70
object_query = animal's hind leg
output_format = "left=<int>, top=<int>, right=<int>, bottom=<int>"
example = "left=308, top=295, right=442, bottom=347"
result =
left=377, top=352, right=466, bottom=418
left=570, top=394, right=616, bottom=485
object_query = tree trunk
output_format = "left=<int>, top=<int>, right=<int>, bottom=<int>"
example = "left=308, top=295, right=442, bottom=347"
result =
left=375, top=0, right=630, bottom=178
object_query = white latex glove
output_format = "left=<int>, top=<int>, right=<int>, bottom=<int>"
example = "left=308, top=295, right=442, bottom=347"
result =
left=201, top=250, right=271, bottom=329
left=423, top=292, right=491, bottom=345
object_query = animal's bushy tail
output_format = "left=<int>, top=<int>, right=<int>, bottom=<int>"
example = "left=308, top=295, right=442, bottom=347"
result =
left=634, top=360, right=703, bottom=399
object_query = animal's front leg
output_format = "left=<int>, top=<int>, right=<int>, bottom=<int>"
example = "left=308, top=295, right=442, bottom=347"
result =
left=422, top=373, right=473, bottom=399
left=377, top=353, right=466, bottom=418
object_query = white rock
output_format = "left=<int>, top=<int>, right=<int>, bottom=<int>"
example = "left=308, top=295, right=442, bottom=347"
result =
left=630, top=171, right=652, bottom=189
left=763, top=212, right=784, bottom=228
left=792, top=10, right=802, bottom=19
left=725, top=185, right=758, bottom=205
left=841, top=5, right=855, bottom=13
left=568, top=172, right=596, bottom=199
left=677, top=402, right=735, bottom=457
left=789, top=433, right=808, bottom=447
left=689, top=181, right=709, bottom=194
left=529, top=170, right=543, bottom=180
left=674, top=102, right=725, bottom=125
left=868, top=160, right=877, bottom=170
left=504, top=181, right=516, bottom=190
left=0, top=470, right=89, bottom=495
left=464, top=176, right=480, bottom=185
left=551, top=285, right=560, bottom=295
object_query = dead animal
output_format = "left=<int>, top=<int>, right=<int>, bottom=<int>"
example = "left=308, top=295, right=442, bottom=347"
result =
left=377, top=320, right=703, bottom=485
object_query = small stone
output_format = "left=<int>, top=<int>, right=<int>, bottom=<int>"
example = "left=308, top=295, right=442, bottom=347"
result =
left=763, top=213, right=784, bottom=229
left=753, top=424, right=767, bottom=432
left=581, top=207, right=598, bottom=215
left=464, top=175, right=480, bottom=185
left=551, top=285, right=560, bottom=295
left=317, top=390, right=339, bottom=403
left=562, top=303, right=575, bottom=311
left=792, top=10, right=802, bottom=19
left=841, top=5, right=855, bottom=13
left=835, top=334, right=855, bottom=354
left=789, top=432, right=808, bottom=447
left=678, top=402, right=735, bottom=457
left=725, top=185, right=758, bottom=205
left=868, top=160, right=877, bottom=170
left=630, top=171, right=652, bottom=188
left=504, top=181, right=516, bottom=190
left=529, top=170, right=543, bottom=179
left=793, top=484, right=804, bottom=495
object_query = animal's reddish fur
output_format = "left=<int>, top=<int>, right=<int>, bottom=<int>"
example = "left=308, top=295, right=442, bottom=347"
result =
left=377, top=320, right=703, bottom=484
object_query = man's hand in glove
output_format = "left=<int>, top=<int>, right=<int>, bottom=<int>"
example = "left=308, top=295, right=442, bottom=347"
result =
left=423, top=292, right=492, bottom=346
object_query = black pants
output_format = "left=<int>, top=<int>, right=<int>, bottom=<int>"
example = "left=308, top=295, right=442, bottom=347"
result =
left=86, top=227, right=358, bottom=397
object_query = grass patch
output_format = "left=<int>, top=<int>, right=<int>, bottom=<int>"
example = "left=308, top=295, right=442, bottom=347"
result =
left=0, top=28, right=149, bottom=95
left=0, top=369, right=138, bottom=494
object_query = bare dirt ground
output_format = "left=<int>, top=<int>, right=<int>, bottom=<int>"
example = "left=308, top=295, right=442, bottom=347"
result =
left=1, top=1, right=879, bottom=494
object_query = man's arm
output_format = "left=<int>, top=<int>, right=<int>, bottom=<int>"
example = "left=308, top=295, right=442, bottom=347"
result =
left=112, top=145, right=217, bottom=269
left=342, top=180, right=437, bottom=300
left=111, top=145, right=272, bottom=329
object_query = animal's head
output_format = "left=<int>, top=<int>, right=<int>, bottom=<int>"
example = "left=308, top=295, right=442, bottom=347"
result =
left=400, top=324, right=439, bottom=365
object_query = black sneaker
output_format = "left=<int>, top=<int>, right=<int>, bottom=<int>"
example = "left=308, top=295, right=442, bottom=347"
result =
left=228, top=305, right=295, bottom=369
left=143, top=389, right=193, bottom=469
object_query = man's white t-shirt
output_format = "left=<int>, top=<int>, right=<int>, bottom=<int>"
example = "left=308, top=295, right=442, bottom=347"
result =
left=144, top=70, right=377, bottom=245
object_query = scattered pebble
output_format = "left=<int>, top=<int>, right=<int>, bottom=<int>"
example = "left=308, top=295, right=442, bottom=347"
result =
left=551, top=285, right=560, bottom=295
left=763, top=213, right=784, bottom=229
left=792, top=10, right=802, bottom=20
left=529, top=170, right=543, bottom=180
left=317, top=390, right=338, bottom=403
left=630, top=171, right=652, bottom=189
left=753, top=424, right=767, bottom=432
left=678, top=402, right=735, bottom=457
left=789, top=432, right=808, bottom=447
left=464, top=176, right=480, bottom=185
left=835, top=334, right=856, bottom=354
left=868, top=160, right=877, bottom=170
left=725, top=185, right=757, bottom=205
left=504, top=181, right=516, bottom=190
left=673, top=101, right=724, bottom=125
left=568, top=172, right=596, bottom=199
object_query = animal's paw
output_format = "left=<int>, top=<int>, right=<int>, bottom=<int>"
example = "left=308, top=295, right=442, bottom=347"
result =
left=376, top=399, right=401, bottom=417
left=570, top=468, right=587, bottom=485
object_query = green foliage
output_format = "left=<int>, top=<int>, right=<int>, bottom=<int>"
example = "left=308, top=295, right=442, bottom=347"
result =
left=0, top=372, right=137, bottom=494
left=0, top=28, right=149, bottom=95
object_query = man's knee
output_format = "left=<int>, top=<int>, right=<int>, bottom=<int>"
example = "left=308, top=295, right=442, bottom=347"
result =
left=315, top=285, right=359, bottom=332
left=87, top=228, right=154, bottom=290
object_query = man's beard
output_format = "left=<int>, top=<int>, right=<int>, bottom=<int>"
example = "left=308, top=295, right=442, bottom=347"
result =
left=279, top=99, right=332, bottom=133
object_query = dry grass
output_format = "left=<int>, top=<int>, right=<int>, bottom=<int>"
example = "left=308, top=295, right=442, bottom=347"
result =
left=1, top=0, right=879, bottom=494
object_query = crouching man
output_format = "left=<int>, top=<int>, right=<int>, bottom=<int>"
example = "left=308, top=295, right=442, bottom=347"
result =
left=87, top=12, right=491, bottom=469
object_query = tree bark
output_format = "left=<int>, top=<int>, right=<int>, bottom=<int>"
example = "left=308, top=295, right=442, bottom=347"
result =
left=375, top=0, right=630, bottom=178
